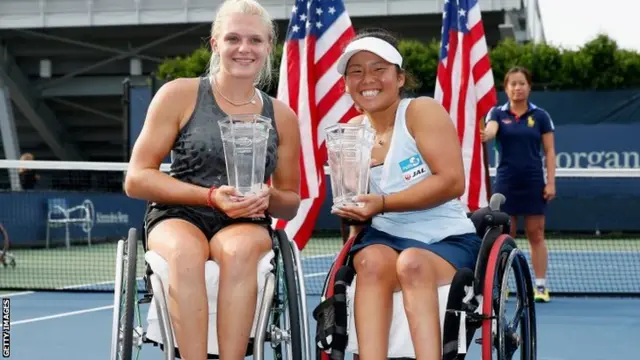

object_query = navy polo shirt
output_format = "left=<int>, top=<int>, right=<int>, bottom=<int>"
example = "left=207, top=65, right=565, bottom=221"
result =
left=485, top=102, right=555, bottom=184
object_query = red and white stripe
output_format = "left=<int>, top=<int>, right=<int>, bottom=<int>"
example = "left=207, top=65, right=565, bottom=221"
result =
left=273, top=11, right=359, bottom=250
left=435, top=1, right=497, bottom=211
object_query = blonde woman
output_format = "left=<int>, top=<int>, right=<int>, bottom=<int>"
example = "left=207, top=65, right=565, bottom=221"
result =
left=124, top=1, right=302, bottom=358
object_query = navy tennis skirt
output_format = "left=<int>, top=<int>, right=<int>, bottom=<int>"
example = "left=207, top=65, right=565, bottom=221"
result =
left=349, top=226, right=482, bottom=271
left=494, top=180, right=547, bottom=216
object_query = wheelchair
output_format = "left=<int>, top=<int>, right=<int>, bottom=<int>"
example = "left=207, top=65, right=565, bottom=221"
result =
left=109, top=211, right=311, bottom=360
left=313, top=193, right=537, bottom=360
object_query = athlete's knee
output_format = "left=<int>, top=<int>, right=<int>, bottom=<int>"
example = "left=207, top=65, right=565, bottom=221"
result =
left=396, top=249, right=436, bottom=288
left=354, top=245, right=397, bottom=284
left=213, top=224, right=272, bottom=273
left=149, top=221, right=209, bottom=277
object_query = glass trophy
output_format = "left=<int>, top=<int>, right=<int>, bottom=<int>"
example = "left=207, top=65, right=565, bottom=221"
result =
left=325, top=123, right=375, bottom=209
left=219, top=114, right=272, bottom=196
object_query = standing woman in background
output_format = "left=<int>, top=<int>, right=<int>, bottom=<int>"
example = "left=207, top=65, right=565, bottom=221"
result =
left=481, top=66, right=556, bottom=303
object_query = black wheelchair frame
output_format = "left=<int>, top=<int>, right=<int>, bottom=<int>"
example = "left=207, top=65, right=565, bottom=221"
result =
left=314, top=194, right=537, bottom=360
left=110, top=205, right=311, bottom=360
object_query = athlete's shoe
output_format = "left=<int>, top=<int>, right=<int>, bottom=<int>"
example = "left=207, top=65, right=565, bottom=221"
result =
left=534, top=286, right=550, bottom=303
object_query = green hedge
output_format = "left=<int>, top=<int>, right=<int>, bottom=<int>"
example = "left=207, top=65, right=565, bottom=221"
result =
left=156, top=33, right=640, bottom=95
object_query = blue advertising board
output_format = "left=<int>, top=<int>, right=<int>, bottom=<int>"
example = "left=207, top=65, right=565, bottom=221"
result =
left=486, top=123, right=640, bottom=170
left=3, top=121, right=638, bottom=247
left=313, top=122, right=640, bottom=233
left=486, top=122, right=640, bottom=232
left=2, top=192, right=147, bottom=247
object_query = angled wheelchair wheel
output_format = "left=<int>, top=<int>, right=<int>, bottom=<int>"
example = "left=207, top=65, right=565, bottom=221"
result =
left=110, top=228, right=142, bottom=360
left=0, top=223, right=16, bottom=268
left=482, top=234, right=537, bottom=360
left=267, top=229, right=307, bottom=360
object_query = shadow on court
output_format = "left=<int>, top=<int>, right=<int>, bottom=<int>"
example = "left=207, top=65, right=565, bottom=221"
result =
left=5, top=292, right=640, bottom=360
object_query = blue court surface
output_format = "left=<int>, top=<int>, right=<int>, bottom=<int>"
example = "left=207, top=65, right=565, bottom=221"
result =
left=3, top=249, right=640, bottom=360
left=4, top=291, right=639, bottom=359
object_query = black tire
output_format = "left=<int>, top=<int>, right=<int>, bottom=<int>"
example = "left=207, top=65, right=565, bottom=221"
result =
left=0, top=224, right=8, bottom=265
left=275, top=229, right=303, bottom=360
left=492, top=240, right=537, bottom=360
left=512, top=251, right=537, bottom=360
left=120, top=228, right=138, bottom=360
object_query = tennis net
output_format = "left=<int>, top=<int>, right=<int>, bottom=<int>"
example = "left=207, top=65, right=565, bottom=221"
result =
left=0, top=159, right=638, bottom=297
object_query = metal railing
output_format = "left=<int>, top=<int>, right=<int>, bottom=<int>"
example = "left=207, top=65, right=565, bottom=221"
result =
left=0, top=0, right=528, bottom=29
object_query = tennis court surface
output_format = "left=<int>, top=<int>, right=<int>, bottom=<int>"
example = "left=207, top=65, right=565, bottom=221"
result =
left=2, top=234, right=640, bottom=360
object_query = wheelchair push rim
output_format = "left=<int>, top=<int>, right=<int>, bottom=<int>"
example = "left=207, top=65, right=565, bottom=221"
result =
left=482, top=234, right=537, bottom=360
left=110, top=228, right=143, bottom=360
left=268, top=229, right=307, bottom=360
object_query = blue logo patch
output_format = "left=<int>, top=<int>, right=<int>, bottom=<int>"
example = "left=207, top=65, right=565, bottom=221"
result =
left=399, top=155, right=423, bottom=172
left=399, top=155, right=427, bottom=183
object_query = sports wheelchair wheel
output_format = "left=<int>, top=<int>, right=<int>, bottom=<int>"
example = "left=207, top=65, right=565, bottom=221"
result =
left=0, top=223, right=16, bottom=268
left=266, top=229, right=310, bottom=360
left=482, top=234, right=537, bottom=360
left=110, top=228, right=143, bottom=360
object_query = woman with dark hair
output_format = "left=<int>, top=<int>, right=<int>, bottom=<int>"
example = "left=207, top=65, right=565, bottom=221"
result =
left=481, top=66, right=557, bottom=303
left=332, top=28, right=482, bottom=359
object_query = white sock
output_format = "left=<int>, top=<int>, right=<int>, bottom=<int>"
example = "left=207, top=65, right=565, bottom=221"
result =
left=535, top=279, right=546, bottom=288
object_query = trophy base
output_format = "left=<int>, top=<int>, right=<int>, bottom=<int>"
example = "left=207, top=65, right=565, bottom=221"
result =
left=236, top=185, right=265, bottom=197
left=331, top=198, right=365, bottom=211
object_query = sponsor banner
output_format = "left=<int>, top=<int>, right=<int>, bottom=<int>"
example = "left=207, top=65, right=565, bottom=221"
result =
left=487, top=123, right=640, bottom=170
left=1, top=192, right=146, bottom=247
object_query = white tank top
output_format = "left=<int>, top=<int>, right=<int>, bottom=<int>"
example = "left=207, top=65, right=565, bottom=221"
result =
left=365, top=98, right=477, bottom=244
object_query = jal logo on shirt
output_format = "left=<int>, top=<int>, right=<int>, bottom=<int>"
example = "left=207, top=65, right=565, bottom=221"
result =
left=399, top=155, right=427, bottom=183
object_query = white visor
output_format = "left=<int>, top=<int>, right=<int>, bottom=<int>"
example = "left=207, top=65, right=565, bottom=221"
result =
left=336, top=37, right=403, bottom=75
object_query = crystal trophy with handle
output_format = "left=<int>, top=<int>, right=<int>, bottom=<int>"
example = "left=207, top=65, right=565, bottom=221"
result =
left=325, top=123, right=375, bottom=209
left=219, top=114, right=272, bottom=196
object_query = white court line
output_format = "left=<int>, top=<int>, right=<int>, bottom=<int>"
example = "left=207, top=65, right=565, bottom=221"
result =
left=11, top=305, right=113, bottom=326
left=304, top=272, right=327, bottom=278
left=302, top=253, right=335, bottom=260
left=1, top=291, right=35, bottom=298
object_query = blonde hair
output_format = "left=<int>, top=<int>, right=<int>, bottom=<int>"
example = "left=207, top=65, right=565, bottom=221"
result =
left=208, top=0, right=276, bottom=88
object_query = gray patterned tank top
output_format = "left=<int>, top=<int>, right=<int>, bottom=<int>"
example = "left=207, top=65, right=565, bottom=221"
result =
left=168, top=76, right=279, bottom=188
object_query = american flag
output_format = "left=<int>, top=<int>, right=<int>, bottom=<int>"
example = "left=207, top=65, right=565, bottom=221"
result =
left=273, top=0, right=359, bottom=249
left=434, top=0, right=497, bottom=211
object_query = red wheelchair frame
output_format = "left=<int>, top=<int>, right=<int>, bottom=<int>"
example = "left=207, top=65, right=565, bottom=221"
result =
left=314, top=194, right=537, bottom=360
